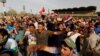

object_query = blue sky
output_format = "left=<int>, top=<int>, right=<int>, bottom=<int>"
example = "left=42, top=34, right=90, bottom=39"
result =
left=0, top=0, right=100, bottom=14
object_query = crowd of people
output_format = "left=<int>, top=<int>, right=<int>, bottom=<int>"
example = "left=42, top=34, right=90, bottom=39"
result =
left=0, top=14, right=100, bottom=56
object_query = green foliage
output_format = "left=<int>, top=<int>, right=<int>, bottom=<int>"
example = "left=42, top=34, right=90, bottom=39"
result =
left=18, top=11, right=33, bottom=17
left=0, top=8, right=33, bottom=17
left=7, top=9, right=17, bottom=16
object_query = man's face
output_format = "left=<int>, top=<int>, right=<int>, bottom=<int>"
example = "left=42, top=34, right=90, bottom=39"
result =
left=29, top=26, right=35, bottom=32
left=59, top=24, right=64, bottom=30
left=61, top=45, right=72, bottom=56
left=66, top=27, right=70, bottom=32
left=38, top=24, right=44, bottom=31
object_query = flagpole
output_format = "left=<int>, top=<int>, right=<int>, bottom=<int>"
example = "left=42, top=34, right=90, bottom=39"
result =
left=42, top=0, right=45, bottom=14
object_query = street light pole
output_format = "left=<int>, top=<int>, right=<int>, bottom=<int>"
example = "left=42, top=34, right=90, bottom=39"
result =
left=0, top=0, right=6, bottom=16
left=3, top=2, right=6, bottom=16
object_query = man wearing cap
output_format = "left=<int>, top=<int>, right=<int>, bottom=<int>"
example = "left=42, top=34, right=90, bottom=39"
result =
left=60, top=38, right=78, bottom=56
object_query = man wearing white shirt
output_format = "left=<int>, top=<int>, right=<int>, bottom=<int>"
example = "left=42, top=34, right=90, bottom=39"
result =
left=0, top=28, right=18, bottom=56
left=67, top=28, right=81, bottom=43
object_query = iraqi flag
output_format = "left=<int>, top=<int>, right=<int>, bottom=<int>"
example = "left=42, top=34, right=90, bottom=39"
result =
left=64, top=16, right=72, bottom=22
left=39, top=7, right=45, bottom=14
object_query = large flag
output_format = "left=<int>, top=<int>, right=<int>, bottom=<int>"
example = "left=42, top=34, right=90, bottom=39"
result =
left=39, top=7, right=45, bottom=14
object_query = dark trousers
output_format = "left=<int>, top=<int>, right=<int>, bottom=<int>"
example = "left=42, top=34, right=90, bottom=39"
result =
left=18, top=45, right=27, bottom=56
left=0, top=48, right=14, bottom=56
left=37, top=50, right=59, bottom=56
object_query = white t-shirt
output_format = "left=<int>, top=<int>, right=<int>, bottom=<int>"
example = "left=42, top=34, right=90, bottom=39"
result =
left=4, top=38, right=18, bottom=52
left=67, top=32, right=81, bottom=43
left=24, top=30, right=30, bottom=36
left=34, top=22, right=38, bottom=29
left=25, top=30, right=36, bottom=45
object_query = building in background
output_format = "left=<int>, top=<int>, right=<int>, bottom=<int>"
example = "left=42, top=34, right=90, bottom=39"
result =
left=52, top=6, right=98, bottom=17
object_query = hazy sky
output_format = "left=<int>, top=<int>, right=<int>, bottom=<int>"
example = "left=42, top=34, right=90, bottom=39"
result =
left=0, top=0, right=100, bottom=13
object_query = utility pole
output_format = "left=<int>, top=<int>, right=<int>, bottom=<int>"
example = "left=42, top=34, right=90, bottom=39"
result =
left=23, top=5, right=26, bottom=11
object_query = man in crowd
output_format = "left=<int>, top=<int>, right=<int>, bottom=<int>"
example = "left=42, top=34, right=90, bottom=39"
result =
left=0, top=28, right=19, bottom=56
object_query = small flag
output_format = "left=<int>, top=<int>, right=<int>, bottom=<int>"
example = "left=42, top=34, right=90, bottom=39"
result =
left=39, top=7, right=45, bottom=14
left=64, top=16, right=72, bottom=22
